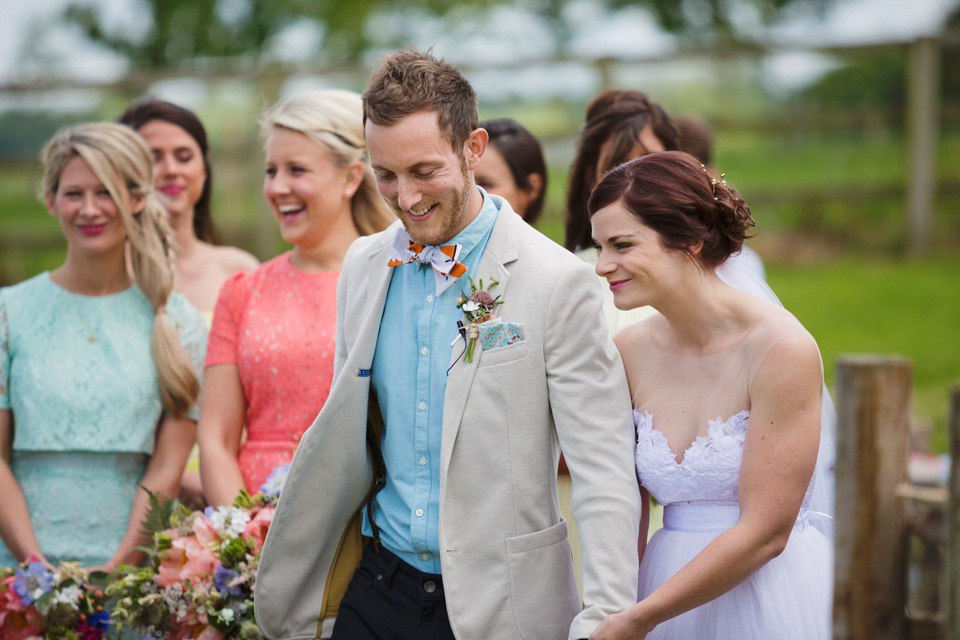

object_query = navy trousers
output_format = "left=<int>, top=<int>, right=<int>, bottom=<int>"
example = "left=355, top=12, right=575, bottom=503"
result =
left=331, top=545, right=456, bottom=640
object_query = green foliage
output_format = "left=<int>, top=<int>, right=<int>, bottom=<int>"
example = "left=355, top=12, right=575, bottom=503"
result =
left=231, top=487, right=269, bottom=509
left=799, top=49, right=907, bottom=113
left=137, top=486, right=192, bottom=542
left=60, top=0, right=837, bottom=68
left=139, top=487, right=176, bottom=537
left=62, top=0, right=503, bottom=67
left=218, top=536, right=250, bottom=569
left=538, top=0, right=834, bottom=44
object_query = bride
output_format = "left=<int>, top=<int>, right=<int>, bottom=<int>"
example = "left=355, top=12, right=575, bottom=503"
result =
left=589, top=151, right=832, bottom=639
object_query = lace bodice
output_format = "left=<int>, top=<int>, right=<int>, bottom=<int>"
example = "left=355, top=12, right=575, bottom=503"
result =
left=635, top=410, right=749, bottom=506
left=635, top=409, right=815, bottom=508
left=0, top=273, right=207, bottom=453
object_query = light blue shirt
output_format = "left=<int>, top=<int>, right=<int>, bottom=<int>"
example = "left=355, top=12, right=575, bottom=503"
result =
left=365, top=188, right=500, bottom=572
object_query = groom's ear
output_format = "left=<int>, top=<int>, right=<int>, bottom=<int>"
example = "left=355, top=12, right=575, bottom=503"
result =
left=464, top=128, right=489, bottom=172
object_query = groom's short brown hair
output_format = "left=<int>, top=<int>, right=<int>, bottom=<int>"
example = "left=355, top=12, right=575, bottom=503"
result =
left=362, top=49, right=478, bottom=154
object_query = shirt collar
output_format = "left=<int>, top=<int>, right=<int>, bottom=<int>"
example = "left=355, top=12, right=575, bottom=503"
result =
left=447, top=186, right=500, bottom=259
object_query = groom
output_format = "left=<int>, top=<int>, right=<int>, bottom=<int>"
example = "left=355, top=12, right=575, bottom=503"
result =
left=254, top=50, right=641, bottom=640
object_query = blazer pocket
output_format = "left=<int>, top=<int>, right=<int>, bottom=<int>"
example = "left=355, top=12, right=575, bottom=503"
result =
left=505, top=519, right=581, bottom=640
left=476, top=341, right=528, bottom=368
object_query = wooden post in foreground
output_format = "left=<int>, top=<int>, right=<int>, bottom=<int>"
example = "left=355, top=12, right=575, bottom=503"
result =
left=948, top=384, right=960, bottom=640
left=833, top=356, right=911, bottom=640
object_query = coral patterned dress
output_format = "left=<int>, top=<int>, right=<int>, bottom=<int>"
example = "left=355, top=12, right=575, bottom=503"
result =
left=206, top=253, right=338, bottom=493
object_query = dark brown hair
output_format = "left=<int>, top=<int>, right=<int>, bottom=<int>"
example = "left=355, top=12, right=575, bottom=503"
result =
left=588, top=151, right=755, bottom=267
left=479, top=118, right=548, bottom=225
left=362, top=50, right=478, bottom=154
left=119, top=98, right=219, bottom=244
left=675, top=114, right=714, bottom=167
left=565, top=90, right=678, bottom=251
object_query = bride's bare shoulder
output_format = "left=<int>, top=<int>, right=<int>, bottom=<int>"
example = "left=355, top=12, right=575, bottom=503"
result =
left=613, top=313, right=663, bottom=353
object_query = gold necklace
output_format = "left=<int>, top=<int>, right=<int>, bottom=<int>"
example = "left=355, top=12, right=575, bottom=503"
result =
left=74, top=297, right=105, bottom=343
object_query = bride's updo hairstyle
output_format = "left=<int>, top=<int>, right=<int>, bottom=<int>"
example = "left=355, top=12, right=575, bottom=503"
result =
left=588, top=151, right=755, bottom=267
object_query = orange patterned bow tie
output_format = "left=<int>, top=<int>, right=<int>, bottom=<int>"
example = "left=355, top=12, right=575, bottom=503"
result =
left=388, top=231, right=467, bottom=295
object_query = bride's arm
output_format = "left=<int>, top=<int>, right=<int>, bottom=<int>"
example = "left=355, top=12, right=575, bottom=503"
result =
left=591, top=334, right=822, bottom=640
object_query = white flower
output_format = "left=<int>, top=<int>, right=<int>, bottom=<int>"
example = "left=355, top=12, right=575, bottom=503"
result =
left=36, top=583, right=83, bottom=615
left=220, top=608, right=236, bottom=623
left=52, top=584, right=82, bottom=608
left=162, top=583, right=185, bottom=608
left=462, top=300, right=480, bottom=313
left=206, top=506, right=251, bottom=538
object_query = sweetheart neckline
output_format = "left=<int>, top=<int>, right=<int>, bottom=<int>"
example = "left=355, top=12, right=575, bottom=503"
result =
left=633, top=409, right=750, bottom=466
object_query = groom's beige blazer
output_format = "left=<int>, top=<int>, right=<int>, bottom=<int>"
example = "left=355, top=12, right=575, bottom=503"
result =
left=255, top=199, right=641, bottom=640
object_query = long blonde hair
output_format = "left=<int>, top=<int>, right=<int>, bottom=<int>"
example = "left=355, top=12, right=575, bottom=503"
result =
left=259, top=89, right=393, bottom=236
left=40, top=122, right=200, bottom=417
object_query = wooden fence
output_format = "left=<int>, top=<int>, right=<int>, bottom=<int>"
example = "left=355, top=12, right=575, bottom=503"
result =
left=833, top=357, right=958, bottom=640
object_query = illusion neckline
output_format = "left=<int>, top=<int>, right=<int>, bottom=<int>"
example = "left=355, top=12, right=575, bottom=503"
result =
left=645, top=321, right=763, bottom=360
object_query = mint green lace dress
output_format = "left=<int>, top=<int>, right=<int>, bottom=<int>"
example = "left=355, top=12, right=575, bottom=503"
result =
left=0, top=273, right=206, bottom=568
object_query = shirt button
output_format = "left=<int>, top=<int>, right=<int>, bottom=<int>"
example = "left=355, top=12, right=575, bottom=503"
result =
left=418, top=401, right=426, bottom=411
left=426, top=294, right=434, bottom=303
left=421, top=346, right=429, bottom=355
left=424, top=580, right=437, bottom=593
left=416, top=508, right=424, bottom=517
left=421, top=553, right=430, bottom=561
left=419, top=456, right=427, bottom=465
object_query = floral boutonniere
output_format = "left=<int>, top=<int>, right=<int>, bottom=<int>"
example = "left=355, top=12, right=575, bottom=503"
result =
left=456, top=276, right=504, bottom=362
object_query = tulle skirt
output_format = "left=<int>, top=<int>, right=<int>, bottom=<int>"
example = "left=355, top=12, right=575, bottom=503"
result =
left=639, top=504, right=832, bottom=640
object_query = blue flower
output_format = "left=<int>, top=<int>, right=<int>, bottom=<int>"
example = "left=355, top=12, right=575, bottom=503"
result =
left=13, top=561, right=53, bottom=606
left=214, top=566, right=243, bottom=597
left=90, top=610, right=111, bottom=629
left=259, top=463, right=291, bottom=500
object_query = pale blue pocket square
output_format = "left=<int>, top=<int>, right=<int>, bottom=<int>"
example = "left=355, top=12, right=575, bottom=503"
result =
left=478, top=319, right=524, bottom=350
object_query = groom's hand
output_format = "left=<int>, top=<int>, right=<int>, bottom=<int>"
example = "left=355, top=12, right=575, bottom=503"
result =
left=589, top=609, right=650, bottom=640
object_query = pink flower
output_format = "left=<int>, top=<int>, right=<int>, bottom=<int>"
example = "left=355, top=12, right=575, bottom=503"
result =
left=0, top=597, right=44, bottom=640
left=157, top=533, right=217, bottom=588
left=0, top=575, right=44, bottom=639
left=242, top=506, right=274, bottom=552
left=197, top=625, right=225, bottom=640
left=470, top=290, right=494, bottom=307
left=193, top=516, right=220, bottom=548
left=0, top=575, right=26, bottom=613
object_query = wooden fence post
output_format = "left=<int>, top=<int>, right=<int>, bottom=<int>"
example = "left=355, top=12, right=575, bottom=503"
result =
left=906, top=36, right=940, bottom=255
left=948, top=384, right=960, bottom=640
left=833, top=356, right=912, bottom=640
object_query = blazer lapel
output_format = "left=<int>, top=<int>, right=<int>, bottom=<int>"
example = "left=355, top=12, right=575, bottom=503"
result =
left=341, top=228, right=398, bottom=377
left=440, top=210, right=522, bottom=473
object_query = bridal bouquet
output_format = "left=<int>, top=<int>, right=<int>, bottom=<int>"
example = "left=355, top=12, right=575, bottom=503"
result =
left=0, top=557, right=109, bottom=640
left=107, top=464, right=290, bottom=640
